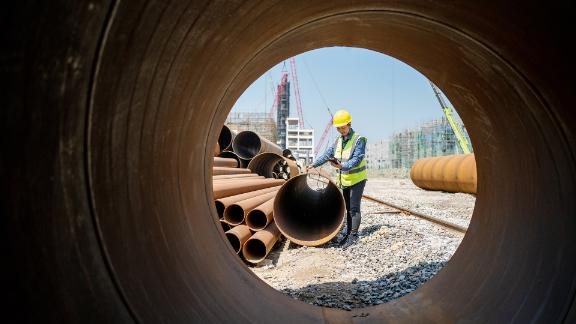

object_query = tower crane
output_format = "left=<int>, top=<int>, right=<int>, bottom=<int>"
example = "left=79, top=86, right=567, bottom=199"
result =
left=429, top=81, right=472, bottom=154
left=289, top=57, right=305, bottom=128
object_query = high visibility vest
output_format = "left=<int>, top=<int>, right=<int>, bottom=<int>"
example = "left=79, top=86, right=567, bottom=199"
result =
left=334, top=132, right=367, bottom=187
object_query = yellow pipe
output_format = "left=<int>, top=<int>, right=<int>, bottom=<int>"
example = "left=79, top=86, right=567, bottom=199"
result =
left=410, top=153, right=477, bottom=194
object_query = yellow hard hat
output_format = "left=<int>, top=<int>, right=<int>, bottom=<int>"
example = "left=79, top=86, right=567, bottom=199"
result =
left=333, top=109, right=352, bottom=127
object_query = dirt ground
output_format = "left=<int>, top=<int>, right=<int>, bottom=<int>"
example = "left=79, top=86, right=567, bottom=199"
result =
left=248, top=177, right=476, bottom=309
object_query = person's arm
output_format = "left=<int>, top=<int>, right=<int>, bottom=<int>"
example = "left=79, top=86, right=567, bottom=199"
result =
left=310, top=140, right=336, bottom=168
left=340, top=137, right=366, bottom=171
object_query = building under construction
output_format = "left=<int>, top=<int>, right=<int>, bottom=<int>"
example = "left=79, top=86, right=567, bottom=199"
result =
left=225, top=112, right=277, bottom=143
left=389, top=116, right=472, bottom=169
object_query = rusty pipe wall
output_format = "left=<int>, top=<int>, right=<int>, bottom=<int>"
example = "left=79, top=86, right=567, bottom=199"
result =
left=224, top=225, right=252, bottom=254
left=232, top=130, right=283, bottom=160
left=212, top=173, right=261, bottom=180
left=410, top=153, right=477, bottom=194
left=212, top=166, right=251, bottom=176
left=217, top=150, right=241, bottom=168
left=246, top=197, right=275, bottom=231
left=224, top=190, right=278, bottom=225
left=4, top=1, right=576, bottom=323
left=213, top=157, right=238, bottom=168
left=273, top=174, right=345, bottom=246
left=215, top=186, right=281, bottom=219
left=242, top=222, right=282, bottom=264
left=247, top=152, right=300, bottom=179
left=213, top=178, right=285, bottom=200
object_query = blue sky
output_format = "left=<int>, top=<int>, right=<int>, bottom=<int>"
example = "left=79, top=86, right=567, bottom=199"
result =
left=230, top=47, right=456, bottom=151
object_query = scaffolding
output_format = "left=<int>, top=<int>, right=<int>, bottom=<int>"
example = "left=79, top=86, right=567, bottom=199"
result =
left=225, top=112, right=277, bottom=143
left=389, top=116, right=472, bottom=169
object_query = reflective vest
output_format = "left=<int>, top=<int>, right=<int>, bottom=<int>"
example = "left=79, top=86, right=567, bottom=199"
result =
left=334, top=132, right=367, bottom=187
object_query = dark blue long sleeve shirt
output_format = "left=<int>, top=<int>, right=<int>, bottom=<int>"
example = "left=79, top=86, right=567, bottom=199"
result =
left=311, top=129, right=366, bottom=171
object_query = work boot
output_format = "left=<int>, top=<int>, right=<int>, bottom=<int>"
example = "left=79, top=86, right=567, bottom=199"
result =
left=341, top=212, right=361, bottom=249
left=350, top=212, right=361, bottom=236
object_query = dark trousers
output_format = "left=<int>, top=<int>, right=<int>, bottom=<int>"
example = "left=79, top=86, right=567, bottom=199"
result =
left=343, top=179, right=367, bottom=216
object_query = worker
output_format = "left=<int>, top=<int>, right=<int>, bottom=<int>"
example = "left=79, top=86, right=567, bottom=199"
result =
left=306, top=109, right=367, bottom=248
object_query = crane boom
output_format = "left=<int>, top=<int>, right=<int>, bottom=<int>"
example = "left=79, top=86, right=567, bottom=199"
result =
left=314, top=118, right=333, bottom=155
left=289, top=57, right=305, bottom=128
left=429, top=81, right=472, bottom=154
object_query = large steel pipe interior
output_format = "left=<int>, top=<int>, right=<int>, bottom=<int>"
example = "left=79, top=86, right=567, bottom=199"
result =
left=273, top=175, right=345, bottom=246
left=232, top=130, right=283, bottom=160
left=3, top=1, right=575, bottom=323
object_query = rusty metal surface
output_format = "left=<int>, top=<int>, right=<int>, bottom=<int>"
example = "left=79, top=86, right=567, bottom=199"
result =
left=3, top=1, right=575, bottom=323
left=247, top=152, right=300, bottom=179
left=217, top=150, right=242, bottom=168
left=212, top=166, right=251, bottom=176
left=274, top=174, right=345, bottom=246
left=232, top=130, right=283, bottom=159
left=243, top=222, right=282, bottom=264
left=213, top=178, right=285, bottom=200
left=223, top=190, right=279, bottom=225
left=215, top=186, right=281, bottom=219
left=246, top=197, right=275, bottom=231
left=212, top=173, right=261, bottom=180
left=410, top=153, right=477, bottom=194
left=213, top=157, right=239, bottom=168
left=225, top=225, right=252, bottom=254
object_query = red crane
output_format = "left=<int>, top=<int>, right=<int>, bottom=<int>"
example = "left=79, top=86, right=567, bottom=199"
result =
left=289, top=57, right=305, bottom=128
left=314, top=118, right=333, bottom=155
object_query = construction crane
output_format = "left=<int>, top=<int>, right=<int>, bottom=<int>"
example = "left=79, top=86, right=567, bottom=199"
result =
left=289, top=57, right=305, bottom=128
left=314, top=118, right=333, bottom=155
left=429, top=81, right=472, bottom=154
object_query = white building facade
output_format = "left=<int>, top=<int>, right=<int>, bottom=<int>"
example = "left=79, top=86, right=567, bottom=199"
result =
left=285, top=117, right=315, bottom=165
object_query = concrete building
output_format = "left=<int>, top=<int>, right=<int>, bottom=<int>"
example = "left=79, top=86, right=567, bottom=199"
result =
left=365, top=139, right=392, bottom=170
left=285, top=117, right=314, bottom=165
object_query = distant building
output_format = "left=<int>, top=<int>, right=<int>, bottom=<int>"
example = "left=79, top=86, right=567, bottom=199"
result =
left=285, top=117, right=314, bottom=165
left=225, top=112, right=277, bottom=143
left=365, top=139, right=392, bottom=170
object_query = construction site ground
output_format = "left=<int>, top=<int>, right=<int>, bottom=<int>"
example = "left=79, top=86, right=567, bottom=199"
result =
left=249, top=177, right=476, bottom=310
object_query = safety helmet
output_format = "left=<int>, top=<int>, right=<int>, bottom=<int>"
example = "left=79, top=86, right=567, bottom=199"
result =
left=333, top=109, right=352, bottom=127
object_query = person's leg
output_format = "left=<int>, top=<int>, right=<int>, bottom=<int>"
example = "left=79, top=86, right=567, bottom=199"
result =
left=334, top=186, right=352, bottom=243
left=348, top=179, right=367, bottom=236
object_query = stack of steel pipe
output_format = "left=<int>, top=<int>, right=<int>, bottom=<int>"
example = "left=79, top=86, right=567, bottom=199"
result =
left=247, top=152, right=300, bottom=180
left=213, top=176, right=285, bottom=262
left=410, top=153, right=477, bottom=194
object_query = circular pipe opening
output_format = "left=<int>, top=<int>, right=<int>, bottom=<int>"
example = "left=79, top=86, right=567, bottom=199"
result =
left=243, top=240, right=267, bottom=263
left=245, top=210, right=267, bottom=230
left=274, top=174, right=345, bottom=245
left=29, top=1, right=571, bottom=323
left=232, top=131, right=262, bottom=159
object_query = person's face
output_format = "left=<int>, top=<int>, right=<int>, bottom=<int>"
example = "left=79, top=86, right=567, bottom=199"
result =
left=336, top=124, right=351, bottom=136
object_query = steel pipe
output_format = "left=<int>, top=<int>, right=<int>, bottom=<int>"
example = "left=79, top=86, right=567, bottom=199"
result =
left=232, top=130, right=283, bottom=160
left=246, top=197, right=275, bottom=231
left=242, top=222, right=282, bottom=264
left=247, top=152, right=300, bottom=179
left=224, top=225, right=252, bottom=254
left=224, top=190, right=279, bottom=225
left=410, top=153, right=477, bottom=194
left=213, top=178, right=285, bottom=200
left=4, top=1, right=575, bottom=323
left=273, top=174, right=345, bottom=246
left=213, top=157, right=238, bottom=168
left=217, top=150, right=241, bottom=168
left=212, top=173, right=261, bottom=180
left=212, top=166, right=251, bottom=176
left=218, top=125, right=237, bottom=152
left=215, top=186, right=281, bottom=219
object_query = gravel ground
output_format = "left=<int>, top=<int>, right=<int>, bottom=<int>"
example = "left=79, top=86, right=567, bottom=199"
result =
left=249, top=177, right=475, bottom=310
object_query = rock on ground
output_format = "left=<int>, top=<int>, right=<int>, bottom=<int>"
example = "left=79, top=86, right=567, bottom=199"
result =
left=249, top=177, right=475, bottom=310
